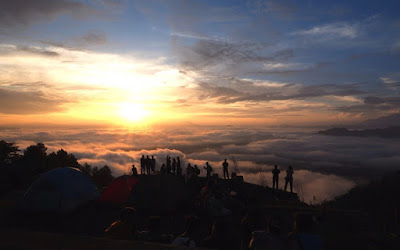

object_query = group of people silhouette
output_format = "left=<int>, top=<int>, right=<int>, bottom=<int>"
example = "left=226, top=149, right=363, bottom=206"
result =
left=132, top=156, right=232, bottom=180
left=272, top=165, right=294, bottom=193
left=132, top=156, right=295, bottom=193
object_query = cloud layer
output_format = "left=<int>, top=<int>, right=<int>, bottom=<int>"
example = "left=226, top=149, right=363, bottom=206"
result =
left=2, top=125, right=399, bottom=202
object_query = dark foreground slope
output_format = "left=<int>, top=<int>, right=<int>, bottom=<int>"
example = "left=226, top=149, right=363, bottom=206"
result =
left=321, top=171, right=400, bottom=249
left=0, top=174, right=301, bottom=249
left=3, top=173, right=399, bottom=250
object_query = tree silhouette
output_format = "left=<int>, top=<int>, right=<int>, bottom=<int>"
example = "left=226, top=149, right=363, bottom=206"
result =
left=92, top=165, right=114, bottom=188
left=22, top=142, right=47, bottom=174
left=47, top=149, right=80, bottom=169
left=0, top=140, right=20, bottom=168
left=79, top=162, right=93, bottom=176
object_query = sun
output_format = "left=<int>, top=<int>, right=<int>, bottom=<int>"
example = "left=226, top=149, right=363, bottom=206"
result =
left=118, top=103, right=150, bottom=122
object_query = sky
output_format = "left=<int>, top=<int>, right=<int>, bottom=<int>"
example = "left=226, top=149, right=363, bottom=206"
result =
left=1, top=0, right=400, bottom=202
left=1, top=0, right=399, bottom=127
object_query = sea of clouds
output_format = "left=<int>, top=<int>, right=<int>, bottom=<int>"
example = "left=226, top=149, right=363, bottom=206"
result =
left=2, top=125, right=399, bottom=203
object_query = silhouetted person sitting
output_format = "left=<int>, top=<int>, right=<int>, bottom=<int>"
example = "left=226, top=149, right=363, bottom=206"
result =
left=194, top=164, right=200, bottom=177
left=284, top=166, right=294, bottom=193
left=204, top=162, right=213, bottom=178
left=160, top=164, right=166, bottom=174
left=185, top=163, right=194, bottom=183
left=104, top=207, right=136, bottom=240
left=140, top=155, right=145, bottom=175
left=172, top=158, right=176, bottom=175
left=222, top=159, right=229, bottom=179
left=171, top=215, right=202, bottom=248
left=287, top=213, right=322, bottom=250
left=249, top=215, right=285, bottom=250
left=201, top=179, right=216, bottom=207
left=272, top=165, right=280, bottom=190
left=202, top=219, right=236, bottom=250
left=131, top=164, right=138, bottom=176
left=137, top=216, right=171, bottom=243
left=240, top=211, right=266, bottom=250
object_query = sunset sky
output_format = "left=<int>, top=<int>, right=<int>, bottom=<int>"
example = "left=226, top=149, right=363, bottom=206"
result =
left=2, top=1, right=400, bottom=202
left=1, top=0, right=399, bottom=127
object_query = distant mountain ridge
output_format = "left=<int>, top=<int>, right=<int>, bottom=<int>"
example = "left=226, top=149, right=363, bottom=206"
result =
left=317, top=126, right=400, bottom=138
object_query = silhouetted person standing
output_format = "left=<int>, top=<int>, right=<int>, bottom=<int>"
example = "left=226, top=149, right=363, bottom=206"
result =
left=222, top=159, right=229, bottom=179
left=166, top=155, right=171, bottom=174
left=172, top=158, right=176, bottom=175
left=177, top=157, right=182, bottom=175
left=204, top=162, right=213, bottom=178
left=146, top=155, right=151, bottom=175
left=151, top=156, right=156, bottom=174
left=140, top=155, right=145, bottom=175
left=284, top=166, right=294, bottom=193
left=272, top=165, right=280, bottom=189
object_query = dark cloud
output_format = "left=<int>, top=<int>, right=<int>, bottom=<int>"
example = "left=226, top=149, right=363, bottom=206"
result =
left=363, top=113, right=400, bottom=128
left=15, top=45, right=59, bottom=57
left=38, top=40, right=83, bottom=52
left=74, top=30, right=108, bottom=47
left=176, top=39, right=294, bottom=76
left=247, top=0, right=299, bottom=18
left=0, top=87, right=67, bottom=114
left=0, top=0, right=95, bottom=30
left=336, top=96, right=400, bottom=114
left=0, top=44, right=60, bottom=57
left=196, top=77, right=365, bottom=104
left=364, top=96, right=400, bottom=105
left=37, top=30, right=108, bottom=50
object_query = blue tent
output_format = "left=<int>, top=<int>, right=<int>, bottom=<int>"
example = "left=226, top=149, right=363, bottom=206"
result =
left=20, top=167, right=100, bottom=213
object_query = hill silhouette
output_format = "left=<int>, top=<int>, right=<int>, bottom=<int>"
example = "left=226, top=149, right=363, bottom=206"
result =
left=317, top=126, right=400, bottom=138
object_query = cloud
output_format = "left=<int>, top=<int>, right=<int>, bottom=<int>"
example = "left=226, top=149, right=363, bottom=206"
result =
left=292, top=23, right=358, bottom=39
left=175, top=38, right=294, bottom=76
left=247, top=0, right=298, bottom=18
left=0, top=44, right=59, bottom=57
left=15, top=45, right=60, bottom=57
left=243, top=170, right=356, bottom=203
left=336, top=95, right=400, bottom=114
left=0, top=87, right=67, bottom=114
left=196, top=77, right=364, bottom=104
left=0, top=0, right=95, bottom=30
left=3, top=125, right=398, bottom=202
left=73, top=30, right=108, bottom=47
left=381, top=77, right=400, bottom=90
left=263, top=62, right=315, bottom=73
left=2, top=125, right=399, bottom=179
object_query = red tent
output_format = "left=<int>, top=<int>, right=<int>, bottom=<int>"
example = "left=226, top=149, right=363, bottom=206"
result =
left=100, top=175, right=138, bottom=204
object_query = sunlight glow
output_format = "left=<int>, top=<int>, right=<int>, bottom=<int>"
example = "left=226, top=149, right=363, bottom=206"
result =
left=118, top=103, right=150, bottom=122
